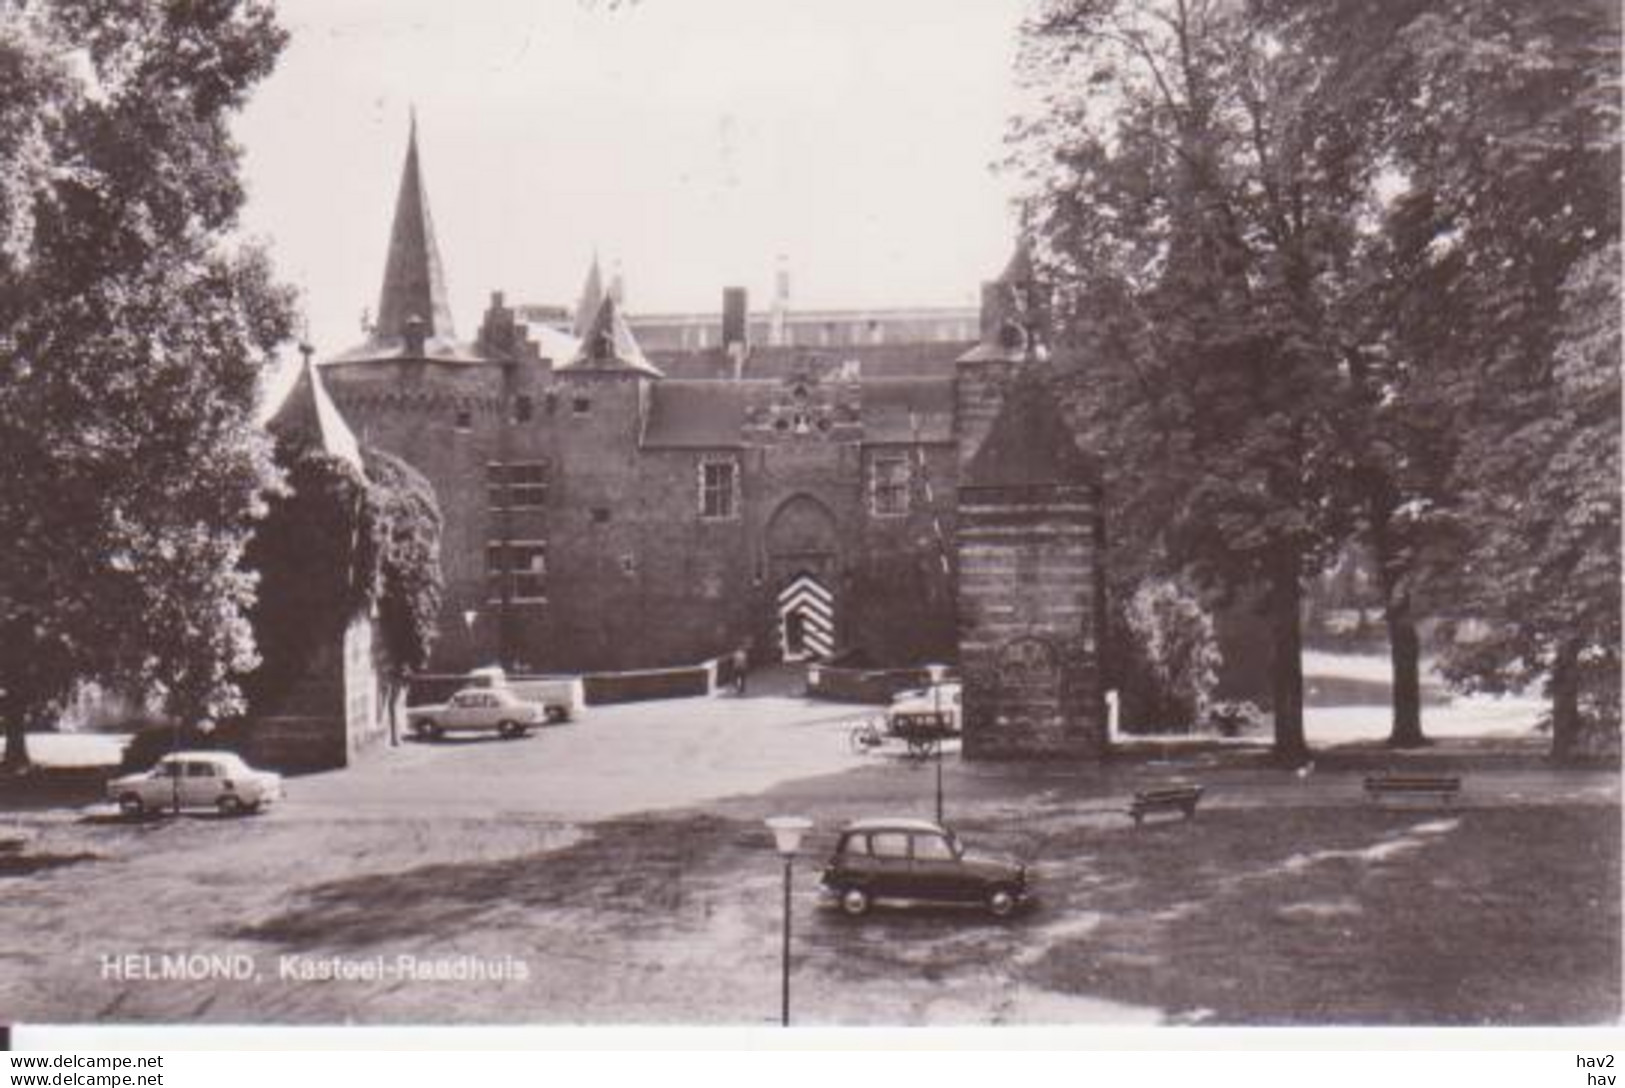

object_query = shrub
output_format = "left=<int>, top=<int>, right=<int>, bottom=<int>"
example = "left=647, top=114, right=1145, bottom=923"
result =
left=1109, top=578, right=1223, bottom=733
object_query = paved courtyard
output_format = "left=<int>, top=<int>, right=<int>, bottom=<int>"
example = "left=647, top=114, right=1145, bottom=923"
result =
left=0, top=681, right=1618, bottom=1027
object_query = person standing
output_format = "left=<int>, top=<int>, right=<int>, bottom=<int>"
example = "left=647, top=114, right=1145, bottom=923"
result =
left=731, top=645, right=749, bottom=696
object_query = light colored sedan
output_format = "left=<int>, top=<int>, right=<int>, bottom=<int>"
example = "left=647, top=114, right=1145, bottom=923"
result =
left=107, top=751, right=283, bottom=817
left=407, top=687, right=547, bottom=740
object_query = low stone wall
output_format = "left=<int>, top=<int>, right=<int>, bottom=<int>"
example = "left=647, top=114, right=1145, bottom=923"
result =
left=581, top=664, right=714, bottom=705
left=244, top=716, right=347, bottom=774
left=804, top=665, right=935, bottom=704
left=409, top=666, right=710, bottom=708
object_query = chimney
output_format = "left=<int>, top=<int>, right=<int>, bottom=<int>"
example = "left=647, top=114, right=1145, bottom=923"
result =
left=722, top=287, right=748, bottom=346
left=722, top=286, right=749, bottom=380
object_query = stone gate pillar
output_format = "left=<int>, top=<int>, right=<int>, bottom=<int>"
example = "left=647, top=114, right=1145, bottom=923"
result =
left=956, top=372, right=1106, bottom=760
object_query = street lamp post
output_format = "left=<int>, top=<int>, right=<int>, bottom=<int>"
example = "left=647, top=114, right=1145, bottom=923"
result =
left=935, top=736, right=944, bottom=825
left=764, top=815, right=812, bottom=1027
left=927, top=663, right=947, bottom=825
left=462, top=609, right=478, bottom=664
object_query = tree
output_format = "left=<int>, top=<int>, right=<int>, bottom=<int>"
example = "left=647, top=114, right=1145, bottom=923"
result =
left=1011, top=0, right=1364, bottom=757
left=0, top=1, right=292, bottom=771
left=1362, top=0, right=1621, bottom=760
left=1015, top=0, right=1620, bottom=760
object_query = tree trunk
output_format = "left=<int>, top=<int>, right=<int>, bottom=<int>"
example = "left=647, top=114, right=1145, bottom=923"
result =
left=1268, top=557, right=1307, bottom=759
left=1366, top=488, right=1426, bottom=748
left=1385, top=594, right=1425, bottom=748
left=1, top=704, right=31, bottom=773
left=1549, top=637, right=1583, bottom=763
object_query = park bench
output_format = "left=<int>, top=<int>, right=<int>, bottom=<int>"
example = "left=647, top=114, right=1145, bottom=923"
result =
left=1128, top=784, right=1204, bottom=826
left=1363, top=773, right=1462, bottom=806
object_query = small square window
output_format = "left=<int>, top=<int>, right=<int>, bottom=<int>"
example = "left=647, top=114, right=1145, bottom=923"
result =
left=572, top=396, right=592, bottom=416
left=591, top=507, right=611, bottom=524
left=620, top=553, right=636, bottom=576
left=455, top=408, right=472, bottom=431
left=514, top=395, right=534, bottom=423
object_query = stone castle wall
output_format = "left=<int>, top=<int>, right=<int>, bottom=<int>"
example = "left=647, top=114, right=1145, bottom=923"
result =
left=323, top=356, right=963, bottom=674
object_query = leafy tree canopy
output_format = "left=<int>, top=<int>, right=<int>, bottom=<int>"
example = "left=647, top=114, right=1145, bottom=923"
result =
left=0, top=0, right=293, bottom=770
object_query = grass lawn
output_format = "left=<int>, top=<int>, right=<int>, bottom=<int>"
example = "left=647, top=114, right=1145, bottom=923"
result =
left=1003, top=805, right=1619, bottom=1024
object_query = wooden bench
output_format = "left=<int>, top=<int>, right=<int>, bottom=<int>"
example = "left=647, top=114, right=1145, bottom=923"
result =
left=1128, top=785, right=1204, bottom=826
left=1363, top=773, right=1462, bottom=806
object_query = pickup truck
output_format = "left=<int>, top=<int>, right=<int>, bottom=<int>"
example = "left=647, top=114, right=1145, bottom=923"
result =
left=464, top=666, right=582, bottom=723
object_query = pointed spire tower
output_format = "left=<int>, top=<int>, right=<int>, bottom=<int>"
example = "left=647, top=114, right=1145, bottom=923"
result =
left=573, top=253, right=605, bottom=339
left=960, top=236, right=1045, bottom=365
left=371, top=115, right=457, bottom=356
left=956, top=236, right=1049, bottom=467
left=566, top=294, right=661, bottom=378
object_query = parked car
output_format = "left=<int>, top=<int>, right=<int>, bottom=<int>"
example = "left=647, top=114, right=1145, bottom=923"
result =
left=819, top=817, right=1032, bottom=917
left=106, top=751, right=283, bottom=817
left=885, top=681, right=962, bottom=734
left=406, top=687, right=548, bottom=740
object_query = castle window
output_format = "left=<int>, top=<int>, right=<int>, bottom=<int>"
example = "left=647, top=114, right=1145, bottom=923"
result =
left=620, top=553, right=637, bottom=576
left=488, top=462, right=548, bottom=510
left=591, top=507, right=611, bottom=524
left=455, top=408, right=472, bottom=431
left=572, top=396, right=592, bottom=416
left=699, top=458, right=738, bottom=520
left=485, top=464, right=505, bottom=509
left=870, top=454, right=910, bottom=517
left=514, top=395, right=534, bottom=423
left=486, top=541, right=547, bottom=603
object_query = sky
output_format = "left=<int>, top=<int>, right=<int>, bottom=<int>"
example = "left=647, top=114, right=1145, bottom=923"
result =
left=234, top=0, right=1031, bottom=368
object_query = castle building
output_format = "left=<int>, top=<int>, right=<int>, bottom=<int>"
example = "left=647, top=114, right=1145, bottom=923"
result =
left=317, top=125, right=1062, bottom=678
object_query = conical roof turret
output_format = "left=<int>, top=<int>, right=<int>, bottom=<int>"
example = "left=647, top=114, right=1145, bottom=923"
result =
left=573, top=254, right=605, bottom=339
left=268, top=349, right=363, bottom=469
left=563, top=294, right=662, bottom=378
left=962, top=372, right=1096, bottom=490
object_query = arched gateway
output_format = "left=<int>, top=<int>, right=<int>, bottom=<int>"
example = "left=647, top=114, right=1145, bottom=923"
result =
left=764, top=494, right=839, bottom=661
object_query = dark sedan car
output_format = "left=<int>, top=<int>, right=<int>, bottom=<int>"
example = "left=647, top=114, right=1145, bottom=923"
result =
left=819, top=817, right=1032, bottom=918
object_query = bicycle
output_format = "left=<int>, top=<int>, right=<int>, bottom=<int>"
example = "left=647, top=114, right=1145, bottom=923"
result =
left=847, top=718, right=884, bottom=754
